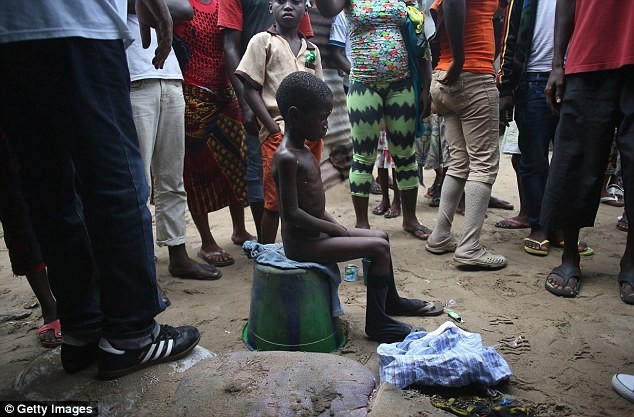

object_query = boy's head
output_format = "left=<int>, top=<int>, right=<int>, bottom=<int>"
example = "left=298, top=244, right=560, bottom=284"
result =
left=276, top=71, right=333, bottom=140
left=269, top=0, right=307, bottom=30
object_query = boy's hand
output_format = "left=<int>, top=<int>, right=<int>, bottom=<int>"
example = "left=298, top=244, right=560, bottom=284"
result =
left=329, top=224, right=350, bottom=238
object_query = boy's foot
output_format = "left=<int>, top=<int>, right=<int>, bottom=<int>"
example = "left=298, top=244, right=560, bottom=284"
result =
left=61, top=341, right=99, bottom=374
left=98, top=324, right=200, bottom=379
left=231, top=232, right=257, bottom=246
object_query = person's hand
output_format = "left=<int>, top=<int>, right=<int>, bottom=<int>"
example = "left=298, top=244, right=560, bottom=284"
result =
left=329, top=223, right=350, bottom=238
left=545, top=66, right=565, bottom=117
left=135, top=0, right=173, bottom=69
left=499, top=95, right=514, bottom=125
left=438, top=61, right=462, bottom=85
left=242, top=106, right=259, bottom=136
left=420, top=92, right=432, bottom=118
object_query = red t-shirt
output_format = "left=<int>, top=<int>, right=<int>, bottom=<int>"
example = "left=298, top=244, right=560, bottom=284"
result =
left=174, top=0, right=228, bottom=89
left=432, top=0, right=497, bottom=75
left=564, top=0, right=634, bottom=75
left=218, top=0, right=314, bottom=56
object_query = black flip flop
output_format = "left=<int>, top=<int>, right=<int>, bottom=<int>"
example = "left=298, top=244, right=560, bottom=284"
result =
left=545, top=265, right=582, bottom=297
left=618, top=271, right=634, bottom=305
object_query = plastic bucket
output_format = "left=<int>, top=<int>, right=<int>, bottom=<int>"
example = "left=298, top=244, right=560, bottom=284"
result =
left=242, top=263, right=347, bottom=352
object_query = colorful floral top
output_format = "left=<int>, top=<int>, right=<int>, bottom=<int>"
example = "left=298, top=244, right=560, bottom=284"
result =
left=346, top=0, right=411, bottom=84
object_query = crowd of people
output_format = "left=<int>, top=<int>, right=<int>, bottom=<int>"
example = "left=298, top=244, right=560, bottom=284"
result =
left=0, top=0, right=631, bottom=400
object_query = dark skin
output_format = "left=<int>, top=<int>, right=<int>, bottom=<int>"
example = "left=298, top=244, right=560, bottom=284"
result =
left=543, top=0, right=633, bottom=298
left=135, top=0, right=175, bottom=69
left=273, top=98, right=391, bottom=276
left=242, top=0, right=308, bottom=243
left=222, top=25, right=264, bottom=241
left=544, top=0, right=576, bottom=117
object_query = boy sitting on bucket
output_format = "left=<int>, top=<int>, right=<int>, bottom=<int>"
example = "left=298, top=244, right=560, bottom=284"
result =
left=272, top=72, right=443, bottom=344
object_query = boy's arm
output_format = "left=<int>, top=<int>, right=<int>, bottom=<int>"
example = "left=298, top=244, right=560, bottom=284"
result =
left=276, top=152, right=349, bottom=237
left=243, top=84, right=280, bottom=135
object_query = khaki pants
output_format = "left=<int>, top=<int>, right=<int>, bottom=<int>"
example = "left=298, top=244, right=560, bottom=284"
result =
left=431, top=71, right=500, bottom=185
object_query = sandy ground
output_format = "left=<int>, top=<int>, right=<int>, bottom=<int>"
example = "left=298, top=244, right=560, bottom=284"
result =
left=0, top=155, right=632, bottom=416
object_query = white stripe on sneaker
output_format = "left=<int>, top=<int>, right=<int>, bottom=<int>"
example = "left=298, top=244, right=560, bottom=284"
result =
left=141, top=343, right=157, bottom=363
left=165, top=339, right=173, bottom=357
left=152, top=341, right=165, bottom=361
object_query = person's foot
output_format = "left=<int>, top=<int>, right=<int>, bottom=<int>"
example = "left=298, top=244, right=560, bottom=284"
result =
left=612, top=374, right=634, bottom=403
left=545, top=264, right=582, bottom=297
left=97, top=324, right=200, bottom=379
left=355, top=221, right=371, bottom=229
left=494, top=215, right=529, bottom=229
left=197, top=247, right=235, bottom=267
left=385, top=298, right=444, bottom=316
left=36, top=319, right=62, bottom=348
left=384, top=204, right=401, bottom=219
left=372, top=202, right=389, bottom=216
left=403, top=224, right=432, bottom=240
left=61, top=340, right=99, bottom=374
left=159, top=286, right=171, bottom=307
left=618, top=270, right=634, bottom=305
left=454, top=250, right=507, bottom=270
left=231, top=231, right=256, bottom=246
left=488, top=196, right=514, bottom=210
left=617, top=211, right=628, bottom=232
left=168, top=257, right=221, bottom=280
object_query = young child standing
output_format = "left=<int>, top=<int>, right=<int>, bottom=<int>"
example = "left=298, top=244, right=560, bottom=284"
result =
left=272, top=72, right=443, bottom=344
left=235, top=0, right=323, bottom=244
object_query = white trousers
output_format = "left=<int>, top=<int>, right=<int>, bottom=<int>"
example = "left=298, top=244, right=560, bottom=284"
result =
left=130, top=78, right=187, bottom=247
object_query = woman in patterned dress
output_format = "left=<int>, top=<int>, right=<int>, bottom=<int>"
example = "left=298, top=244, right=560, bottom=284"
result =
left=316, top=0, right=432, bottom=239
left=175, top=0, right=254, bottom=267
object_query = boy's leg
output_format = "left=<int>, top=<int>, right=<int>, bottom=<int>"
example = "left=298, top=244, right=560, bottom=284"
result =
left=260, top=132, right=284, bottom=243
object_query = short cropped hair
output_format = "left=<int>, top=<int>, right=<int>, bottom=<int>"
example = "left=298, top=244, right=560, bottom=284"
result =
left=276, top=72, right=333, bottom=119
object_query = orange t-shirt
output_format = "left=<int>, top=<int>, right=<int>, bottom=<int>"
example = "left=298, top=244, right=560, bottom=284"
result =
left=432, top=0, right=497, bottom=75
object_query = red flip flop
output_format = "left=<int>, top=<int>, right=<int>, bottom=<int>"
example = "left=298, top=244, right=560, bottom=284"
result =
left=36, top=319, right=62, bottom=348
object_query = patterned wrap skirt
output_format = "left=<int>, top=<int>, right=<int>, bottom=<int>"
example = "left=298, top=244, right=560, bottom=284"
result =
left=182, top=83, right=248, bottom=214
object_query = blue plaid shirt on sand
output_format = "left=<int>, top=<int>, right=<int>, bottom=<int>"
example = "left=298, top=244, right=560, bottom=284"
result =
left=378, top=321, right=512, bottom=388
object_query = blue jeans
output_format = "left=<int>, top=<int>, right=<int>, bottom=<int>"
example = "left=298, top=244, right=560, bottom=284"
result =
left=0, top=38, right=163, bottom=346
left=514, top=73, right=559, bottom=230
left=246, top=132, right=264, bottom=203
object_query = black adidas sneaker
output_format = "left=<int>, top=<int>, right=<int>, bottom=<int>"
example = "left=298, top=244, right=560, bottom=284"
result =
left=97, top=324, right=200, bottom=379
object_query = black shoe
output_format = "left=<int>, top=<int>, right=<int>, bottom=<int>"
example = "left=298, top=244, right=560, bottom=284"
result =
left=159, top=286, right=171, bottom=307
left=97, top=324, right=200, bottom=379
left=61, top=341, right=99, bottom=374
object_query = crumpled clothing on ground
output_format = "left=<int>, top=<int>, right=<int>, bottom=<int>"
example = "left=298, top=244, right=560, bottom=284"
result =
left=378, top=321, right=512, bottom=388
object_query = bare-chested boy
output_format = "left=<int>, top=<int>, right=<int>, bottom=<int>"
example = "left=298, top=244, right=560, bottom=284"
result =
left=272, top=72, right=443, bottom=344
